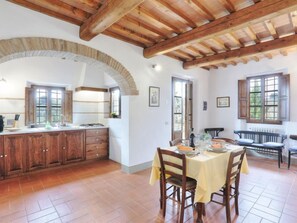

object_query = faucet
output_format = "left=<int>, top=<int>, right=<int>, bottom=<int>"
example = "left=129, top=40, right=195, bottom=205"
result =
left=60, top=114, right=66, bottom=127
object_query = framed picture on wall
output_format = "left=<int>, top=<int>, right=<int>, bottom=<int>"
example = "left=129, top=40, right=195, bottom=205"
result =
left=149, top=86, right=160, bottom=107
left=217, top=96, right=230, bottom=108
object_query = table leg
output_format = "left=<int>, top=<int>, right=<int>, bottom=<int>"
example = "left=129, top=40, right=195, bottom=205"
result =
left=195, top=202, right=204, bottom=223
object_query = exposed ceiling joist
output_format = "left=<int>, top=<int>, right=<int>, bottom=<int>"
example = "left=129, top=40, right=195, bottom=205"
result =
left=80, top=0, right=145, bottom=41
left=143, top=0, right=297, bottom=58
left=183, top=33, right=297, bottom=69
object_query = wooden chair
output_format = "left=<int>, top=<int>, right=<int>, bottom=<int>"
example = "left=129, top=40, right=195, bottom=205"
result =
left=210, top=149, right=246, bottom=223
left=157, top=147, right=197, bottom=223
left=288, top=135, right=297, bottom=169
left=169, top=138, right=182, bottom=146
left=213, top=137, right=237, bottom=145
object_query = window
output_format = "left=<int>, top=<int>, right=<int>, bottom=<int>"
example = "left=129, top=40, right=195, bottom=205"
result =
left=238, top=73, right=290, bottom=124
left=110, top=87, right=121, bottom=118
left=25, top=85, right=73, bottom=126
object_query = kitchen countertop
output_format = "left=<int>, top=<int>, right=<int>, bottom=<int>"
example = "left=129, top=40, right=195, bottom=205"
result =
left=0, top=126, right=108, bottom=136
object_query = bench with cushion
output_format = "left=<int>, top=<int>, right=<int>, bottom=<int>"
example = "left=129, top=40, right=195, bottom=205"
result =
left=234, top=130, right=287, bottom=168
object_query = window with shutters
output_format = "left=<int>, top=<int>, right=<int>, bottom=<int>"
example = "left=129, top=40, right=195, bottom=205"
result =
left=238, top=73, right=290, bottom=124
left=109, top=87, right=121, bottom=118
left=25, top=85, right=73, bottom=126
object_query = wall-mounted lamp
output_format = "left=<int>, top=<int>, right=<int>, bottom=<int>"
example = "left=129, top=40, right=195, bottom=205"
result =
left=152, top=64, right=162, bottom=71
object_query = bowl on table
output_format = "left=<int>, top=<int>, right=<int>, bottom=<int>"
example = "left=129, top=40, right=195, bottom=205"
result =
left=176, top=145, right=197, bottom=156
left=209, top=139, right=227, bottom=152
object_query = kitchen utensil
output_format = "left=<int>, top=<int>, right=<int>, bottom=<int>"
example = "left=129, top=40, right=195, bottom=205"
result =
left=15, top=114, right=20, bottom=120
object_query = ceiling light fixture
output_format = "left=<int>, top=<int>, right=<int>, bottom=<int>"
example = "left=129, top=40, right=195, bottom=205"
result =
left=152, top=64, right=162, bottom=71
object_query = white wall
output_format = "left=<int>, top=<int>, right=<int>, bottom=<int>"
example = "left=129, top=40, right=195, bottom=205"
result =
left=209, top=53, right=297, bottom=138
left=0, top=1, right=210, bottom=169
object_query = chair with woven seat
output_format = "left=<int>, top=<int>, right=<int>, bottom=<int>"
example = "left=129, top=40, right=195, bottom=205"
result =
left=288, top=135, right=297, bottom=169
left=210, top=148, right=246, bottom=223
left=157, top=147, right=197, bottom=223
left=169, top=138, right=182, bottom=146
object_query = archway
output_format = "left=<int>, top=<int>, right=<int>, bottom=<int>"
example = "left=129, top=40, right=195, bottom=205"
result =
left=0, top=37, right=138, bottom=95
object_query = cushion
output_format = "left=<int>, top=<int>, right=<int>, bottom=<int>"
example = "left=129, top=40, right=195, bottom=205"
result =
left=262, top=142, right=284, bottom=147
left=237, top=138, right=254, bottom=145
left=288, top=147, right=297, bottom=151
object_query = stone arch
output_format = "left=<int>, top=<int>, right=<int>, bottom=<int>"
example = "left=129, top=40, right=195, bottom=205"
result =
left=0, top=37, right=138, bottom=95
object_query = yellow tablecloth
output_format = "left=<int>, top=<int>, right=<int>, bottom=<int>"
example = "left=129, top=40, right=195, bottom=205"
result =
left=149, top=145, right=249, bottom=203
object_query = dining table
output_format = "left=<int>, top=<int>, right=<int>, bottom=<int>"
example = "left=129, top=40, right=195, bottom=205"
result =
left=149, top=144, right=249, bottom=223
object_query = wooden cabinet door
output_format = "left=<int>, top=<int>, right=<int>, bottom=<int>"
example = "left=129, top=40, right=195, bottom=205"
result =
left=63, top=130, right=85, bottom=164
left=0, top=136, right=4, bottom=179
left=27, top=133, right=46, bottom=171
left=4, top=135, right=26, bottom=177
left=45, top=132, right=63, bottom=167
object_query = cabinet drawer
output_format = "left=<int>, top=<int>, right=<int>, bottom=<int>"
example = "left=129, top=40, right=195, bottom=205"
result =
left=86, top=145, right=98, bottom=160
left=86, top=128, right=108, bottom=137
left=86, top=143, right=108, bottom=160
left=86, top=136, right=108, bottom=144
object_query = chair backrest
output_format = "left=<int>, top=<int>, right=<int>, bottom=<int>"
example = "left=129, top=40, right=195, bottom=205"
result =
left=157, top=147, right=186, bottom=185
left=214, top=137, right=237, bottom=145
left=225, top=149, right=246, bottom=188
left=169, top=138, right=182, bottom=146
left=205, top=128, right=224, bottom=138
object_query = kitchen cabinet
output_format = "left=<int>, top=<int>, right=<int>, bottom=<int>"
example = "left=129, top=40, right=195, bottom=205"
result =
left=3, top=134, right=26, bottom=177
left=27, top=132, right=63, bottom=171
left=62, top=130, right=85, bottom=164
left=0, top=136, right=4, bottom=179
left=27, top=133, right=46, bottom=171
left=45, top=132, right=63, bottom=167
left=85, top=128, right=109, bottom=160
left=0, top=127, right=107, bottom=180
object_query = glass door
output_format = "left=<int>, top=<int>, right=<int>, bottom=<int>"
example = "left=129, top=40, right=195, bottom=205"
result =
left=172, top=77, right=193, bottom=140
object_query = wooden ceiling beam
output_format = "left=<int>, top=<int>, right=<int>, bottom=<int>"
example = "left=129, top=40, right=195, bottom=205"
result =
left=59, top=0, right=98, bottom=14
left=264, top=53, right=273, bottom=59
left=24, top=0, right=89, bottom=21
left=136, top=6, right=183, bottom=34
left=183, top=33, right=297, bottom=69
left=124, top=15, right=168, bottom=38
left=280, top=49, right=288, bottom=56
left=264, top=20, right=279, bottom=38
left=144, top=0, right=297, bottom=58
left=217, top=0, right=236, bottom=13
left=103, top=30, right=146, bottom=48
left=289, top=12, right=297, bottom=33
left=8, top=0, right=84, bottom=25
left=109, top=23, right=155, bottom=45
left=252, top=56, right=260, bottom=62
left=155, top=0, right=197, bottom=28
left=243, top=26, right=260, bottom=43
left=190, top=0, right=216, bottom=21
left=80, top=0, right=144, bottom=41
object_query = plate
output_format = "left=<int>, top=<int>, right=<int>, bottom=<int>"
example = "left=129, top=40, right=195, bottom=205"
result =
left=208, top=148, right=227, bottom=153
left=6, top=127, right=21, bottom=132
left=176, top=149, right=199, bottom=156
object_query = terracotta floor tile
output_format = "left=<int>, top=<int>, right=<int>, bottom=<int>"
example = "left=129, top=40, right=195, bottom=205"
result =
left=0, top=157, right=296, bottom=223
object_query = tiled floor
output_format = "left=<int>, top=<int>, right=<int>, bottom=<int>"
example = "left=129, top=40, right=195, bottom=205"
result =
left=0, top=155, right=297, bottom=223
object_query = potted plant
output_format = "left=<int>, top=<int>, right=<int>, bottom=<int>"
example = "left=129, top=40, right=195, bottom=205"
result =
left=111, top=112, right=118, bottom=118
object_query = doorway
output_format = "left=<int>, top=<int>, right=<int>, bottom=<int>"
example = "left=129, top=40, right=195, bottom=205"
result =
left=172, top=77, right=193, bottom=141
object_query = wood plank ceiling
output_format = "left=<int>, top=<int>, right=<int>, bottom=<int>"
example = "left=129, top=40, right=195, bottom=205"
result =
left=8, top=0, right=297, bottom=70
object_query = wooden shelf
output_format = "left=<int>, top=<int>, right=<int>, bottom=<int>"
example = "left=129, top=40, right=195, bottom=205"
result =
left=75, top=86, right=108, bottom=92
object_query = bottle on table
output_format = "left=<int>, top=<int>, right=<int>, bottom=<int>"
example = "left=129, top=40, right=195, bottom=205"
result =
left=189, top=128, right=195, bottom=148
